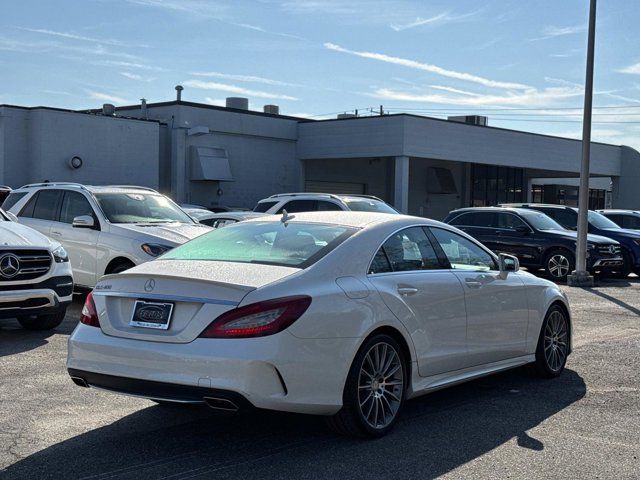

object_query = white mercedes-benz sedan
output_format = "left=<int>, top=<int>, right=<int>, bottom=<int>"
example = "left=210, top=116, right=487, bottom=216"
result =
left=67, top=212, right=572, bottom=437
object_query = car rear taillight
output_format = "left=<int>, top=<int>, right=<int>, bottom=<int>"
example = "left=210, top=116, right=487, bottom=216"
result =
left=199, top=295, right=312, bottom=338
left=80, top=292, right=100, bottom=327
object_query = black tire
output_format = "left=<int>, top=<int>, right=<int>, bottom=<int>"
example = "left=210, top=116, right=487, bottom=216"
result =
left=633, top=267, right=640, bottom=278
left=17, top=309, right=66, bottom=331
left=325, top=334, right=407, bottom=438
left=108, top=260, right=135, bottom=274
left=544, top=249, right=575, bottom=282
left=528, top=305, right=569, bottom=378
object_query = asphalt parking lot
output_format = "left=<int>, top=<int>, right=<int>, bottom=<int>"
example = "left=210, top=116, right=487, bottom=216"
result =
left=1, top=279, right=639, bottom=480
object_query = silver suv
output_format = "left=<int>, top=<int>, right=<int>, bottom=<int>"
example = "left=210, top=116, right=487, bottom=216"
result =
left=253, top=193, right=398, bottom=214
left=4, top=183, right=211, bottom=288
left=0, top=208, right=73, bottom=330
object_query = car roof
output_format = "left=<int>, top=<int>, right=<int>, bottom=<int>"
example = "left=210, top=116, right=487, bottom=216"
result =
left=243, top=211, right=441, bottom=228
left=448, top=206, right=538, bottom=216
left=13, top=183, right=161, bottom=195
left=598, top=209, right=640, bottom=214
left=500, top=203, right=574, bottom=210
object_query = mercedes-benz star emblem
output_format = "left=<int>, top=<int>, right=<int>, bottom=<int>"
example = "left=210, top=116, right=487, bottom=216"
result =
left=144, top=279, right=156, bottom=292
left=609, top=245, right=617, bottom=255
left=0, top=253, right=21, bottom=279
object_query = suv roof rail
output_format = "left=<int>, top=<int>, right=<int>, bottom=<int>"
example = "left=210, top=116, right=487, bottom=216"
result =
left=500, top=203, right=568, bottom=208
left=103, top=185, right=158, bottom=192
left=19, top=182, right=88, bottom=190
left=265, top=192, right=385, bottom=202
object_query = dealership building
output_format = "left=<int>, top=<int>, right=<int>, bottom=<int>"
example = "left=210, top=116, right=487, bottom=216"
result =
left=1, top=91, right=639, bottom=219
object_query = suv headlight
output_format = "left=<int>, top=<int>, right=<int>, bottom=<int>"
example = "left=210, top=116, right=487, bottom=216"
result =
left=141, top=243, right=173, bottom=257
left=52, top=245, right=69, bottom=263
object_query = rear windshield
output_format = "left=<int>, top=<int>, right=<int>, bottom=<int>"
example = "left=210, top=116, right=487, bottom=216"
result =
left=253, top=201, right=278, bottom=213
left=162, top=221, right=357, bottom=268
left=343, top=198, right=398, bottom=214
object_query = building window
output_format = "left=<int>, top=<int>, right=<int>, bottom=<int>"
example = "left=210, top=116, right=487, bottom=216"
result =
left=470, top=164, right=524, bottom=207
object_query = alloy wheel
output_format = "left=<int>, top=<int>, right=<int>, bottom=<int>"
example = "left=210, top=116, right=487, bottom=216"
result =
left=544, top=310, right=568, bottom=372
left=548, top=254, right=570, bottom=279
left=358, top=342, right=404, bottom=429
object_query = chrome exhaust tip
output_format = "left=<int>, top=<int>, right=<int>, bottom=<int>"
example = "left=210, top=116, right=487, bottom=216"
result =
left=203, top=397, right=239, bottom=412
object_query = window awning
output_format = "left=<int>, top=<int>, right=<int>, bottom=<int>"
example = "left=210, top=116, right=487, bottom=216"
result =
left=189, top=146, right=234, bottom=181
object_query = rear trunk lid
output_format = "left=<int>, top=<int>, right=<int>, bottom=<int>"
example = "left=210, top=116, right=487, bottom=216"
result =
left=91, top=260, right=300, bottom=343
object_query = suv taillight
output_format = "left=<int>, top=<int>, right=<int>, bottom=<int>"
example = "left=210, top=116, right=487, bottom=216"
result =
left=199, top=296, right=311, bottom=338
left=80, top=292, right=100, bottom=327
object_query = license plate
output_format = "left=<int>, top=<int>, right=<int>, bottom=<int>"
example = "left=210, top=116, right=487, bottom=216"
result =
left=130, top=300, right=174, bottom=330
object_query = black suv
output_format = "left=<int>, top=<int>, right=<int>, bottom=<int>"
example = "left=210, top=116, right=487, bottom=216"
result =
left=444, top=207, right=623, bottom=281
left=503, top=203, right=640, bottom=277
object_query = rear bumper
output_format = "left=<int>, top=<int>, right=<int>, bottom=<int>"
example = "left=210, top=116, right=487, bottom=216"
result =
left=68, top=368, right=253, bottom=410
left=67, top=323, right=359, bottom=415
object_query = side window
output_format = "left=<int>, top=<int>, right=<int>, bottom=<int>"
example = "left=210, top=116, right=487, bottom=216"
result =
left=213, top=218, right=238, bottom=228
left=369, top=248, right=391, bottom=274
left=277, top=200, right=318, bottom=213
left=430, top=227, right=497, bottom=272
left=18, top=193, right=38, bottom=218
left=620, top=215, right=640, bottom=229
left=605, top=214, right=622, bottom=227
left=450, top=211, right=497, bottom=227
left=60, top=191, right=94, bottom=224
left=1, top=192, right=28, bottom=211
left=542, top=208, right=576, bottom=229
left=378, top=227, right=441, bottom=273
left=316, top=201, right=343, bottom=211
left=496, top=213, right=527, bottom=230
left=32, top=190, right=62, bottom=221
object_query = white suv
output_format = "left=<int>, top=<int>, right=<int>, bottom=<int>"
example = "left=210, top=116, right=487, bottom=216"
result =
left=4, top=183, right=211, bottom=288
left=253, top=193, right=398, bottom=214
left=0, top=208, right=73, bottom=330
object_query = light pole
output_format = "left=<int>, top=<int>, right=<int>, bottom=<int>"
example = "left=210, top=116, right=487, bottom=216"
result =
left=568, top=0, right=597, bottom=287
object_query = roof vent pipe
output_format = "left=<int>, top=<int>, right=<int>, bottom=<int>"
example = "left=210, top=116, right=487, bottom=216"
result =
left=263, top=104, right=279, bottom=115
left=102, top=104, right=116, bottom=116
left=140, top=98, right=147, bottom=119
left=226, top=97, right=249, bottom=110
left=175, top=85, right=184, bottom=101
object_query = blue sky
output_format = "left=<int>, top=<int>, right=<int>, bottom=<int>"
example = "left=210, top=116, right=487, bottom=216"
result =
left=2, top=0, right=640, bottom=148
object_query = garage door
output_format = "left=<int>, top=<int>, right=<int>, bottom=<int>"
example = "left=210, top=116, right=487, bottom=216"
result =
left=305, top=181, right=365, bottom=195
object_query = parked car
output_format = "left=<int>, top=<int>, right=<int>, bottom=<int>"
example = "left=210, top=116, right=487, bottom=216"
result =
left=253, top=193, right=398, bottom=214
left=4, top=183, right=211, bottom=289
left=444, top=207, right=623, bottom=282
left=597, top=209, right=640, bottom=231
left=0, top=208, right=73, bottom=330
left=186, top=210, right=267, bottom=228
left=503, top=203, right=640, bottom=277
left=68, top=211, right=571, bottom=437
left=0, top=185, right=11, bottom=204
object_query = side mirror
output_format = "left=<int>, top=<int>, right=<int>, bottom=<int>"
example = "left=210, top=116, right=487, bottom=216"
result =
left=72, top=215, right=96, bottom=229
left=499, top=253, right=519, bottom=273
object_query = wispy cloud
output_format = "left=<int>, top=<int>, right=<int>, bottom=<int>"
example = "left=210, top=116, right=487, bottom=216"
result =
left=618, top=62, right=640, bottom=75
left=389, top=12, right=450, bottom=31
left=183, top=79, right=298, bottom=100
left=86, top=90, right=130, bottom=104
left=324, top=42, right=530, bottom=90
left=531, top=25, right=586, bottom=41
left=92, top=60, right=163, bottom=71
left=0, top=37, right=139, bottom=60
left=120, top=71, right=156, bottom=82
left=190, top=71, right=300, bottom=87
left=372, top=84, right=584, bottom=107
left=18, top=27, right=147, bottom=48
left=390, top=9, right=482, bottom=31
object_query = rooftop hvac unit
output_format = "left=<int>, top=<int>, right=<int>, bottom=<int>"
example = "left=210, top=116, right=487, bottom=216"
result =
left=263, top=104, right=280, bottom=115
left=226, top=97, right=249, bottom=110
left=447, top=115, right=488, bottom=126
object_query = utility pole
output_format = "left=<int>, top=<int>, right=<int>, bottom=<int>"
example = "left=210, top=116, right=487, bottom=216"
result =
left=568, top=0, right=597, bottom=287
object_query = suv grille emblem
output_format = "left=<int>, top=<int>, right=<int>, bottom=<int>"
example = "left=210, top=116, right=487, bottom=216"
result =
left=0, top=253, right=21, bottom=278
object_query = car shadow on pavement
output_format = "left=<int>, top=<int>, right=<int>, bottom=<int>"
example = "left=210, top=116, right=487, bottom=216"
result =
left=3, top=368, right=586, bottom=480
left=583, top=288, right=640, bottom=316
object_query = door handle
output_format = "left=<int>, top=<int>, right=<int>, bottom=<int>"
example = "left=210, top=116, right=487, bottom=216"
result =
left=464, top=280, right=482, bottom=289
left=397, top=287, right=418, bottom=296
